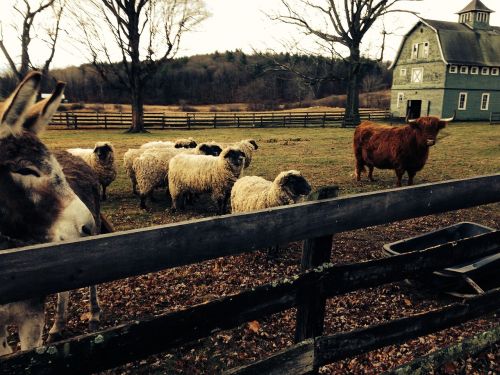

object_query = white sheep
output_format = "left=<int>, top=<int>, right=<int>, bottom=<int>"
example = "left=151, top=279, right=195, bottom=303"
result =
left=168, top=147, right=246, bottom=214
left=133, top=143, right=222, bottom=209
left=140, top=140, right=175, bottom=149
left=140, top=137, right=197, bottom=149
left=218, top=139, right=258, bottom=168
left=231, top=170, right=311, bottom=213
left=236, top=139, right=258, bottom=168
left=67, top=142, right=117, bottom=200
left=123, top=148, right=147, bottom=195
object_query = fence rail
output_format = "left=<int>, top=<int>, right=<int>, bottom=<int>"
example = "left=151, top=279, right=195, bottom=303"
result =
left=49, top=109, right=391, bottom=129
left=0, top=174, right=498, bottom=374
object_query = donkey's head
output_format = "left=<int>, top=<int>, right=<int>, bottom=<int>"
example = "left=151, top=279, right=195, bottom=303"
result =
left=0, top=72, right=95, bottom=244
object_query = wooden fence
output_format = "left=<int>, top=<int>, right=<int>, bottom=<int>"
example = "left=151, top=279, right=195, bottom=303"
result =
left=49, top=109, right=391, bottom=129
left=0, top=174, right=499, bottom=374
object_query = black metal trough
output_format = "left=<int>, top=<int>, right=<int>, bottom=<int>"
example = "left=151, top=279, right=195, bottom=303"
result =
left=383, top=222, right=499, bottom=298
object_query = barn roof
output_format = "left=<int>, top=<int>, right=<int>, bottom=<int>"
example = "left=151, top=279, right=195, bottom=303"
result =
left=390, top=18, right=500, bottom=68
left=457, top=0, right=494, bottom=14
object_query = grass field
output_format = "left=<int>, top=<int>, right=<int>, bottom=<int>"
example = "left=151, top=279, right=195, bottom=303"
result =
left=41, top=121, right=500, bottom=231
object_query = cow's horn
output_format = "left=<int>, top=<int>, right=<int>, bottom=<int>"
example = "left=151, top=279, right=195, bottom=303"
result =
left=406, top=116, right=417, bottom=124
left=441, top=110, right=456, bottom=123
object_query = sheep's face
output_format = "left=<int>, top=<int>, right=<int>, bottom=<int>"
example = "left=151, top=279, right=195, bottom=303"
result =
left=281, top=174, right=311, bottom=201
left=175, top=139, right=197, bottom=148
left=248, top=139, right=258, bottom=150
left=94, top=144, right=113, bottom=161
left=198, top=143, right=222, bottom=156
left=224, top=149, right=246, bottom=170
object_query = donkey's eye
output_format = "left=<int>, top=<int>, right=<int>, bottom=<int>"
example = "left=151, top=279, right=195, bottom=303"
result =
left=13, top=167, right=41, bottom=177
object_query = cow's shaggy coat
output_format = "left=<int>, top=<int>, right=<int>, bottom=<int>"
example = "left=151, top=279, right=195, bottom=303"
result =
left=353, top=117, right=447, bottom=186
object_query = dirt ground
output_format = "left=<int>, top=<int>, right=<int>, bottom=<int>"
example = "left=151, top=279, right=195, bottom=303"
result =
left=33, top=204, right=498, bottom=374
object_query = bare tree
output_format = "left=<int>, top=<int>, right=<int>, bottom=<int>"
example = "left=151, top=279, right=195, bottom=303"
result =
left=0, top=0, right=65, bottom=82
left=72, top=0, right=208, bottom=133
left=273, top=0, right=419, bottom=125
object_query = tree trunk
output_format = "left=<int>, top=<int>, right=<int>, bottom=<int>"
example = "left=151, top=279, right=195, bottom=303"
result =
left=126, top=12, right=146, bottom=134
left=344, top=47, right=361, bottom=127
left=128, top=88, right=146, bottom=133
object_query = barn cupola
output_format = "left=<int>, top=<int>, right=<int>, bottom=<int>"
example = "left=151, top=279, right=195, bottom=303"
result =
left=457, top=0, right=494, bottom=30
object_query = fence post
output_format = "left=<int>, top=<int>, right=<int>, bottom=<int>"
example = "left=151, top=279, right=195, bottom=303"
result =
left=73, top=112, right=78, bottom=129
left=304, top=113, right=308, bottom=127
left=187, top=114, right=190, bottom=129
left=96, top=112, right=100, bottom=127
left=213, top=114, right=217, bottom=128
left=295, top=186, right=339, bottom=349
left=322, top=113, right=326, bottom=128
left=104, top=113, right=107, bottom=129
left=162, top=113, right=165, bottom=129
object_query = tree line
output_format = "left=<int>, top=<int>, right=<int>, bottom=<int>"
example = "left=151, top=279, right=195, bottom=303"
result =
left=0, top=51, right=391, bottom=107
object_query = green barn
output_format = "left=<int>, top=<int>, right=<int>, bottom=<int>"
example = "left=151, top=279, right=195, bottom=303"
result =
left=390, top=0, right=500, bottom=120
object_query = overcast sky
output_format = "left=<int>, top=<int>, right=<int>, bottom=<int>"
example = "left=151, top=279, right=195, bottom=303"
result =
left=0, top=0, right=498, bottom=71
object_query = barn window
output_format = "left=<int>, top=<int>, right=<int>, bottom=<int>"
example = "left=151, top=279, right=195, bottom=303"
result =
left=481, top=67, right=490, bottom=75
left=400, top=68, right=407, bottom=77
left=471, top=67, right=479, bottom=74
left=449, top=65, right=458, bottom=73
left=411, top=44, right=418, bottom=59
left=458, top=93, right=467, bottom=110
left=423, top=42, right=429, bottom=58
left=481, top=93, right=490, bottom=111
left=460, top=66, right=469, bottom=74
left=492, top=68, right=499, bottom=76
left=397, top=92, right=404, bottom=108
left=411, top=68, right=423, bottom=83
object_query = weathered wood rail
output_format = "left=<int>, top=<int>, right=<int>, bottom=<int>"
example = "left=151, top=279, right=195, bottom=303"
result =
left=49, top=109, right=391, bottom=129
left=0, top=174, right=499, bottom=374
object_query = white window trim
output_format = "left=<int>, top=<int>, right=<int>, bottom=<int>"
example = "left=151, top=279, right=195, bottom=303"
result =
left=449, top=65, right=458, bottom=73
left=481, top=93, right=490, bottom=111
left=492, top=68, right=499, bottom=76
left=458, top=92, right=468, bottom=110
left=400, top=68, right=407, bottom=77
left=411, top=67, right=424, bottom=83
left=471, top=66, right=479, bottom=74
left=460, top=66, right=469, bottom=74
left=481, top=67, right=490, bottom=75
left=397, top=92, right=404, bottom=108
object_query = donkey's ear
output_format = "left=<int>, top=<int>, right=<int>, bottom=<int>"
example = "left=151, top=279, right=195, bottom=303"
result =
left=0, top=72, right=42, bottom=137
left=24, top=81, right=66, bottom=134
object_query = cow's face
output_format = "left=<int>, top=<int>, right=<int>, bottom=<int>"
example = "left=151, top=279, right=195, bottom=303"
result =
left=410, top=117, right=446, bottom=146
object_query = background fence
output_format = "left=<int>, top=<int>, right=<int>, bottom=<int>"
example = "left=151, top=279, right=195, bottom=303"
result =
left=49, top=109, right=391, bottom=129
left=0, top=174, right=498, bottom=374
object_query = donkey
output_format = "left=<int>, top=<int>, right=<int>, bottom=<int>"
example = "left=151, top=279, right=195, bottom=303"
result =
left=0, top=72, right=101, bottom=355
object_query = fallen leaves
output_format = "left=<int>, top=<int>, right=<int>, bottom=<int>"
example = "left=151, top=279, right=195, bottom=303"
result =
left=247, top=320, right=261, bottom=334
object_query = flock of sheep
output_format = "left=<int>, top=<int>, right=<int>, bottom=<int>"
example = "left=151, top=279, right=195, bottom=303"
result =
left=66, top=137, right=313, bottom=215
